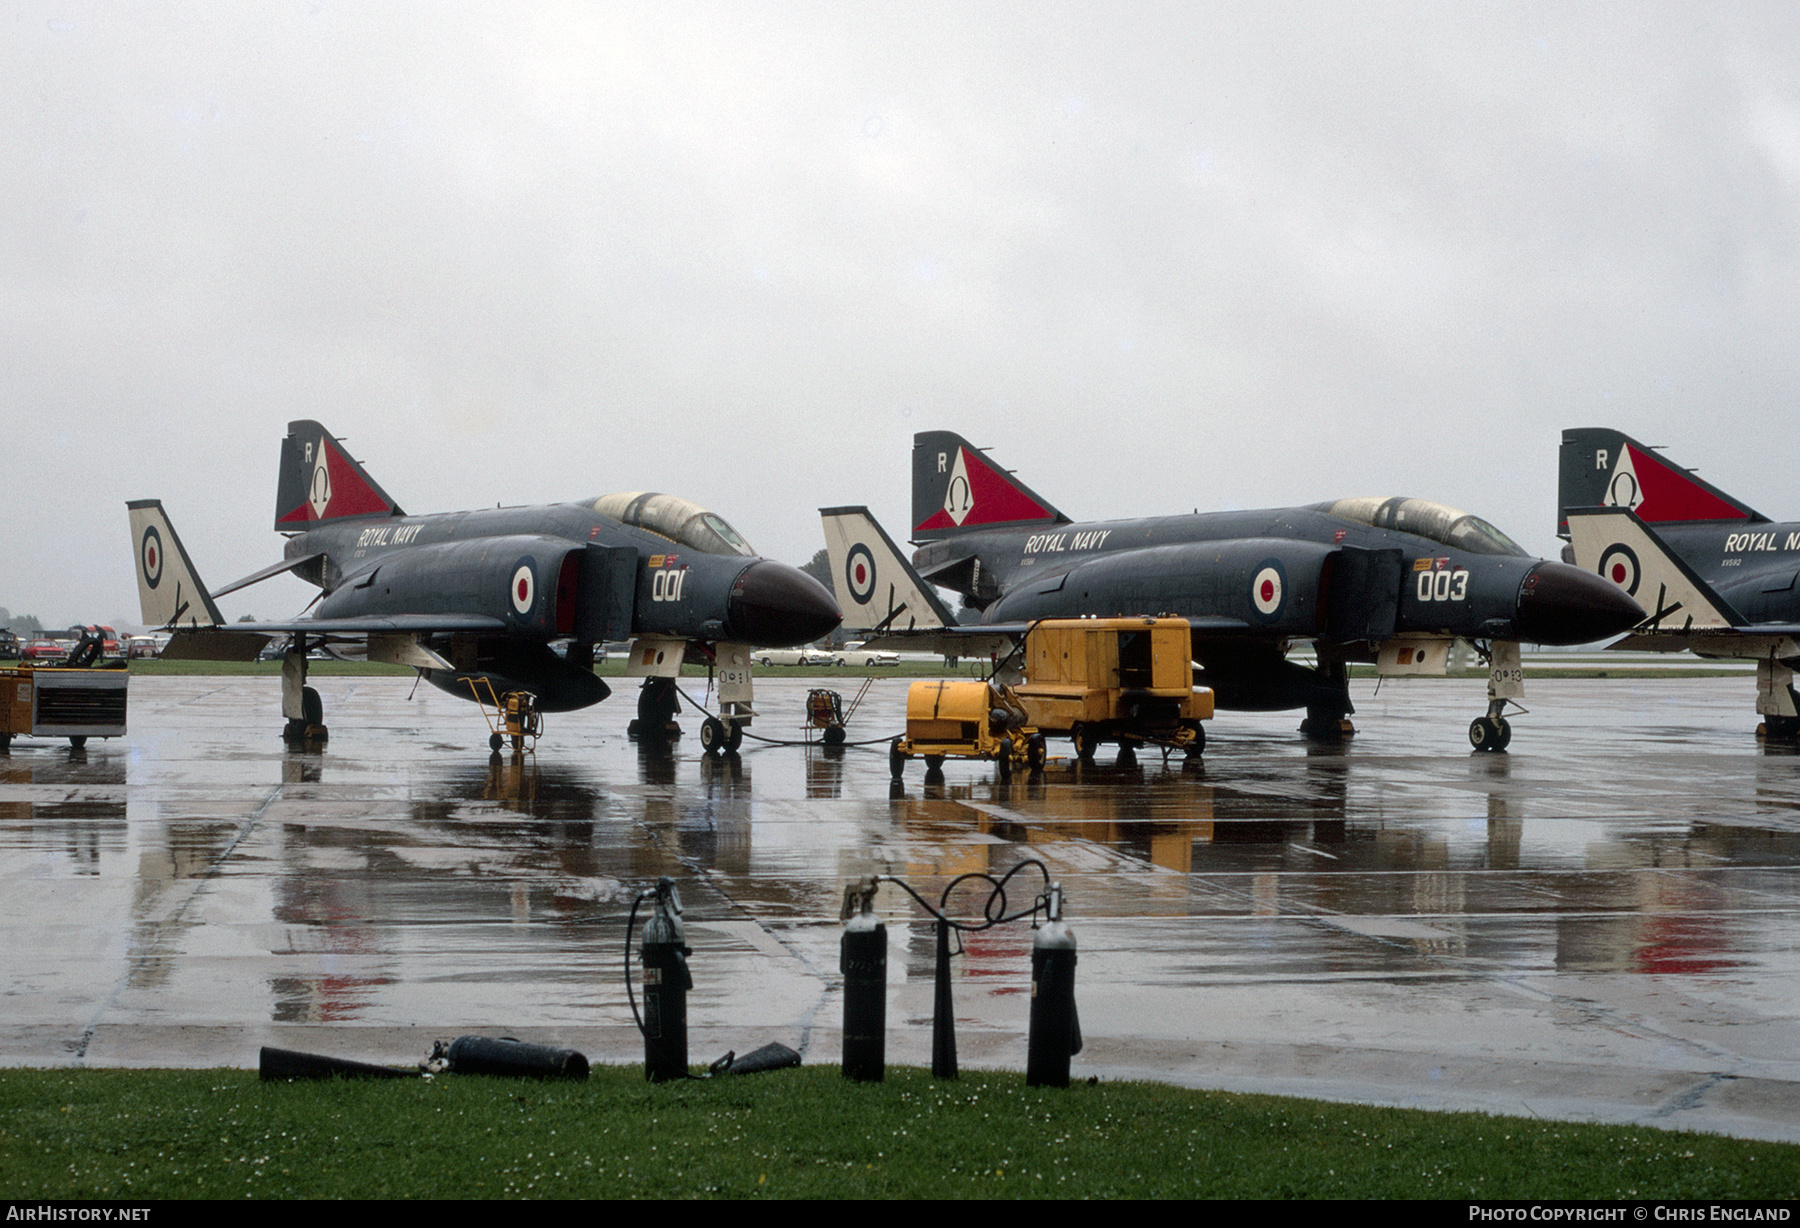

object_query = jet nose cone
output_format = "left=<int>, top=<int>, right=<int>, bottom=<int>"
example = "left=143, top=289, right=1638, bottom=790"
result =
left=1515, top=561, right=1645, bottom=646
left=728, top=560, right=842, bottom=647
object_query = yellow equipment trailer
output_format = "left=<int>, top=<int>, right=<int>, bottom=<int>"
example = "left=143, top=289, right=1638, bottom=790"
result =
left=891, top=618, right=1213, bottom=777
left=0, top=663, right=129, bottom=750
left=1010, top=617, right=1213, bottom=762
left=890, top=679, right=1045, bottom=779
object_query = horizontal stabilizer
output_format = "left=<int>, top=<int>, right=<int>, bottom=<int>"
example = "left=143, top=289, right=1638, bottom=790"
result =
left=212, top=553, right=326, bottom=599
left=159, top=628, right=270, bottom=662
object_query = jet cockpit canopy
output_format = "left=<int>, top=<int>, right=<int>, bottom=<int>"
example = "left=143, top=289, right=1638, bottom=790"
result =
left=588, top=492, right=757, bottom=557
left=1319, top=497, right=1528, bottom=558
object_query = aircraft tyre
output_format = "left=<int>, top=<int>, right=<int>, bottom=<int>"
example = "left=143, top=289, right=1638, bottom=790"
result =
left=1468, top=716, right=1511, bottom=752
left=822, top=724, right=846, bottom=746
left=302, top=686, right=323, bottom=727
left=890, top=739, right=906, bottom=779
left=1758, top=716, right=1800, bottom=742
left=1301, top=707, right=1348, bottom=742
left=700, top=717, right=726, bottom=755
left=635, top=678, right=680, bottom=740
left=1071, top=724, right=1097, bottom=763
left=1028, top=733, right=1046, bottom=769
left=725, top=721, right=744, bottom=752
left=997, top=737, right=1013, bottom=777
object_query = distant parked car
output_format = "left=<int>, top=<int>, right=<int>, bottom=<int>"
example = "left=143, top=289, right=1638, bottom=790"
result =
left=0, top=631, right=18, bottom=659
left=753, top=647, right=840, bottom=667
left=21, top=639, right=68, bottom=662
left=841, top=642, right=901, bottom=666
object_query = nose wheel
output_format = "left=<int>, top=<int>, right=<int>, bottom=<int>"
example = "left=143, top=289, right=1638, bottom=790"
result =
left=1469, top=715, right=1512, bottom=751
left=699, top=716, right=744, bottom=754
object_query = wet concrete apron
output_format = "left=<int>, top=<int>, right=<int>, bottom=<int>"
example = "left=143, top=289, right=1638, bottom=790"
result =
left=2, top=674, right=1797, bottom=1140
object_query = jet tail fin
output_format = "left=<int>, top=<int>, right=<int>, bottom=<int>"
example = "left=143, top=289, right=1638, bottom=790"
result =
left=910, top=431, right=1067, bottom=542
left=127, top=500, right=228, bottom=629
left=274, top=419, right=405, bottom=530
left=1559, top=428, right=1762, bottom=538
left=820, top=505, right=959, bottom=633
left=1565, top=506, right=1743, bottom=632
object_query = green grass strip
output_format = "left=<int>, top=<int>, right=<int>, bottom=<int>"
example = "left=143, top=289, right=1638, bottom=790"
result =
left=1, top=1066, right=1793, bottom=1199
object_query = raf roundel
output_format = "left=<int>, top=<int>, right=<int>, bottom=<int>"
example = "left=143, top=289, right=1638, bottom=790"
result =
left=1250, top=559, right=1286, bottom=621
left=845, top=543, right=877, bottom=606
left=141, top=525, right=164, bottom=590
left=510, top=562, right=536, bottom=615
left=1597, top=542, right=1641, bottom=597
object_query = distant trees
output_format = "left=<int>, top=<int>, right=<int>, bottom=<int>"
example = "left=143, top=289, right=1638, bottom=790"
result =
left=0, top=608, right=42, bottom=636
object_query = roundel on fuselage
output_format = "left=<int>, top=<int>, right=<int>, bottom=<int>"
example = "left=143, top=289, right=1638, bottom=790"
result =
left=141, top=525, right=163, bottom=590
left=511, top=560, right=536, bottom=615
left=845, top=543, right=876, bottom=606
left=1250, top=558, right=1286, bottom=622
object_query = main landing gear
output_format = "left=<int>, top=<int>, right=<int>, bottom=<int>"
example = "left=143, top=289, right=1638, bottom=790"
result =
left=281, top=645, right=327, bottom=747
left=1754, top=659, right=1800, bottom=746
left=1299, top=656, right=1355, bottom=742
left=629, top=676, right=683, bottom=743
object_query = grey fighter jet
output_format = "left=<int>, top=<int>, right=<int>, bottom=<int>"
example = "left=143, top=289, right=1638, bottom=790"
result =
left=824, top=431, right=1643, bottom=750
left=1560, top=427, right=1800, bottom=740
left=130, top=420, right=839, bottom=750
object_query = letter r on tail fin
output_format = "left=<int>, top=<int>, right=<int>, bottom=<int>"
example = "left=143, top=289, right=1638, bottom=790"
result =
left=127, top=500, right=227, bottom=629
left=820, top=506, right=957, bottom=633
left=274, top=419, right=405, bottom=529
left=910, top=431, right=1068, bottom=541
left=1560, top=428, right=1762, bottom=539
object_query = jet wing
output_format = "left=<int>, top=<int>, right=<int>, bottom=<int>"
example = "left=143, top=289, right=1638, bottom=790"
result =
left=157, top=615, right=509, bottom=664
left=853, top=623, right=1026, bottom=660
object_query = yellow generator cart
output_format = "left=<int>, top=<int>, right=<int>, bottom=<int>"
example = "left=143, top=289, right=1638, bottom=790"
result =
left=891, top=679, right=1046, bottom=779
left=1011, top=617, right=1213, bottom=762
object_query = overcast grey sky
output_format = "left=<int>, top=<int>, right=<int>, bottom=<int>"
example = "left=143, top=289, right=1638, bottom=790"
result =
left=7, top=2, right=1800, bottom=628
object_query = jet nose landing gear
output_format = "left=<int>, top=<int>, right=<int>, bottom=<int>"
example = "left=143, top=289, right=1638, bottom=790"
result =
left=1469, top=714, right=1512, bottom=751
left=1470, top=639, right=1525, bottom=753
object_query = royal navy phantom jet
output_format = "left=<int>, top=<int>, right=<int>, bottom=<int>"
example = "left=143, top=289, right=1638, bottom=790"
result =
left=824, top=431, right=1643, bottom=749
left=1560, top=427, right=1800, bottom=740
left=130, top=420, right=840, bottom=750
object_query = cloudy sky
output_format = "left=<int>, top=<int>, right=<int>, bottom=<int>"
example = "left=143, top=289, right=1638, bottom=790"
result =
left=7, top=2, right=1800, bottom=628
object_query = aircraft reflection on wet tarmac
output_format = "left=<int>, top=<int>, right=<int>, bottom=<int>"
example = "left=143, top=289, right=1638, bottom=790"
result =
left=3, top=674, right=1799, bottom=1140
